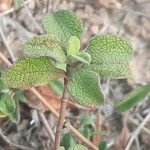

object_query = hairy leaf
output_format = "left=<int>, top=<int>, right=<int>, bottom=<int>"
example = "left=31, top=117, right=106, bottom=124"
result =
left=1, top=57, right=64, bottom=89
left=68, top=144, right=88, bottom=150
left=68, top=69, right=104, bottom=107
left=42, top=10, right=83, bottom=48
left=0, top=94, right=17, bottom=121
left=86, top=35, right=133, bottom=79
left=67, top=36, right=80, bottom=56
left=116, top=85, right=150, bottom=112
left=85, top=64, right=132, bottom=79
left=87, top=35, right=133, bottom=64
left=24, top=35, right=66, bottom=63
left=72, top=52, right=91, bottom=64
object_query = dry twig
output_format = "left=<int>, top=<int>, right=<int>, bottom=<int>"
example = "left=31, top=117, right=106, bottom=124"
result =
left=38, top=111, right=55, bottom=142
left=125, top=112, right=150, bottom=150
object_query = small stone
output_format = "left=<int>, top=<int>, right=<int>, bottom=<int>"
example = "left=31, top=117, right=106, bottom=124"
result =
left=91, top=25, right=99, bottom=34
left=84, top=5, right=94, bottom=14
left=76, top=9, right=88, bottom=19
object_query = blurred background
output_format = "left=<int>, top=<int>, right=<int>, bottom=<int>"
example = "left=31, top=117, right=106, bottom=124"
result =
left=0, top=0, right=150, bottom=150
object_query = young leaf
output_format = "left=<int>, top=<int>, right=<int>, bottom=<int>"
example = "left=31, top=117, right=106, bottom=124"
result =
left=79, top=115, right=94, bottom=128
left=98, top=141, right=107, bottom=150
left=68, top=144, right=88, bottom=150
left=41, top=10, right=83, bottom=48
left=13, top=90, right=27, bottom=103
left=0, top=94, right=17, bottom=122
left=68, top=69, right=104, bottom=107
left=82, top=127, right=92, bottom=139
left=50, top=79, right=64, bottom=96
left=85, top=35, right=133, bottom=79
left=62, top=133, right=75, bottom=150
left=23, top=35, right=66, bottom=63
left=67, top=36, right=80, bottom=56
left=72, top=52, right=91, bottom=64
left=116, top=85, right=150, bottom=112
left=1, top=57, right=64, bottom=89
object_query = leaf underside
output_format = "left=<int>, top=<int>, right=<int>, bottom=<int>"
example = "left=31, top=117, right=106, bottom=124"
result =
left=41, top=10, right=83, bottom=48
left=85, top=35, right=133, bottom=79
left=24, top=35, right=66, bottom=63
left=116, top=85, right=150, bottom=112
left=68, top=69, right=104, bottom=107
left=1, top=57, right=64, bottom=89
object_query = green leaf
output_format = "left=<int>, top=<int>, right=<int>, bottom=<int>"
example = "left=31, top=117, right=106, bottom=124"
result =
left=82, top=127, right=91, bottom=139
left=68, top=69, right=104, bottom=107
left=14, top=90, right=27, bottom=103
left=85, top=35, right=133, bottom=79
left=0, top=80, right=5, bottom=90
left=68, top=144, right=88, bottom=150
left=60, top=147, right=65, bottom=150
left=115, top=85, right=150, bottom=112
left=0, top=94, right=18, bottom=122
left=0, top=79, right=10, bottom=93
left=41, top=10, right=83, bottom=48
left=79, top=115, right=94, bottom=128
left=98, top=141, right=107, bottom=150
left=23, top=35, right=66, bottom=63
left=50, top=79, right=64, bottom=96
left=72, top=52, right=91, bottom=64
left=62, top=133, right=75, bottom=150
left=1, top=57, right=65, bottom=89
left=67, top=36, right=80, bottom=56
left=86, top=35, right=133, bottom=64
left=85, top=64, right=132, bottom=79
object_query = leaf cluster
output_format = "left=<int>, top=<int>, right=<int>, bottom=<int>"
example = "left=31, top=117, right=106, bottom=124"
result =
left=61, top=114, right=107, bottom=150
left=1, top=10, right=134, bottom=108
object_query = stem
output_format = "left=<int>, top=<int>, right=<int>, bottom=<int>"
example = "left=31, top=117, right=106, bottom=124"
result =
left=54, top=78, right=69, bottom=150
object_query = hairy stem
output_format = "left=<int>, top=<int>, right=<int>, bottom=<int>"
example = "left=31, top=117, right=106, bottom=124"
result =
left=54, top=78, right=69, bottom=150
